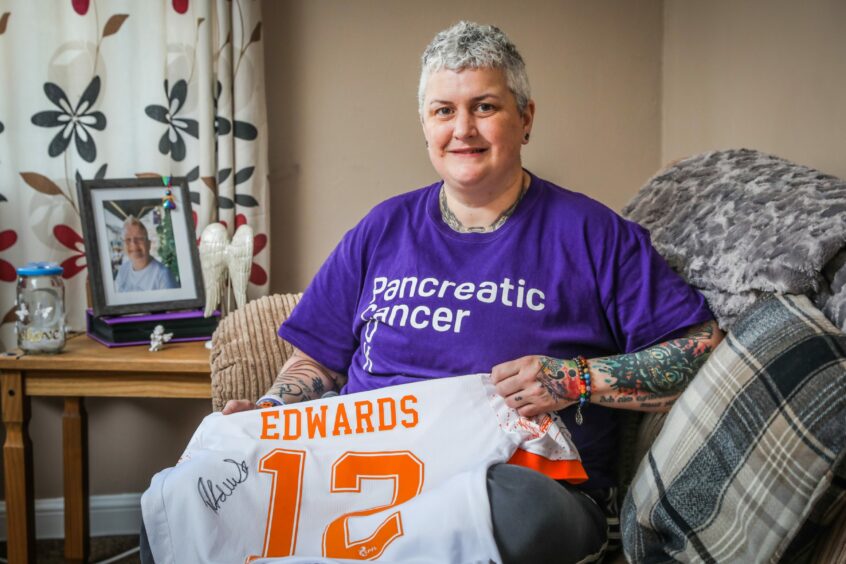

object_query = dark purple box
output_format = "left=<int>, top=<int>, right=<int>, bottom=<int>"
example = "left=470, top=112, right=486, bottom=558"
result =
left=86, top=308, right=220, bottom=348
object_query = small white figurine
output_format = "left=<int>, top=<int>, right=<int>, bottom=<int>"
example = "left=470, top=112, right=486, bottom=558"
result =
left=149, top=324, right=174, bottom=352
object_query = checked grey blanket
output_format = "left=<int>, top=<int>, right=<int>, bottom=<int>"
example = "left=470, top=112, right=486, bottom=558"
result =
left=621, top=294, right=846, bottom=563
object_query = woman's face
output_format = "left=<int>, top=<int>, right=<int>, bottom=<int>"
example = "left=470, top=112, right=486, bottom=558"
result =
left=421, top=67, right=533, bottom=194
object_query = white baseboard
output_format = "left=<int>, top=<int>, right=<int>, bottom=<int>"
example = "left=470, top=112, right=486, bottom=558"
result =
left=0, top=493, right=142, bottom=540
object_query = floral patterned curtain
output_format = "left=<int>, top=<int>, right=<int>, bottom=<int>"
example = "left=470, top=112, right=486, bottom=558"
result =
left=0, top=0, right=270, bottom=350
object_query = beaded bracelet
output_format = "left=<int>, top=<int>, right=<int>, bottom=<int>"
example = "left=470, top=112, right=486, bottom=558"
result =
left=574, top=355, right=591, bottom=425
left=255, top=394, right=285, bottom=409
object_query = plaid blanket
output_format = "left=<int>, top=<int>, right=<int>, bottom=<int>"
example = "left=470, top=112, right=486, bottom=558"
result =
left=621, top=294, right=846, bottom=563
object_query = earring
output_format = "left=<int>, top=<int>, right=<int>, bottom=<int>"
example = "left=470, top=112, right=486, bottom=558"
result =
left=425, top=139, right=429, bottom=148
left=524, top=133, right=530, bottom=141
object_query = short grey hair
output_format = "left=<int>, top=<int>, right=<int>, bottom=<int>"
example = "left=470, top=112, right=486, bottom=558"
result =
left=123, top=215, right=149, bottom=239
left=418, top=21, right=531, bottom=116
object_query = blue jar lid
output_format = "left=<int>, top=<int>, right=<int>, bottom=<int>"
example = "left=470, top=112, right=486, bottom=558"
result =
left=17, top=262, right=64, bottom=276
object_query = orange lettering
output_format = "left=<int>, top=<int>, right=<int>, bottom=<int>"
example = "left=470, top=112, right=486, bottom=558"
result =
left=254, top=449, right=427, bottom=560
left=332, top=403, right=352, bottom=436
left=400, top=395, right=418, bottom=428
left=305, top=405, right=328, bottom=439
left=251, top=449, right=305, bottom=559
left=377, top=397, right=397, bottom=431
left=260, top=411, right=280, bottom=440
left=323, top=451, right=424, bottom=559
left=354, top=400, right=375, bottom=434
left=283, top=409, right=301, bottom=440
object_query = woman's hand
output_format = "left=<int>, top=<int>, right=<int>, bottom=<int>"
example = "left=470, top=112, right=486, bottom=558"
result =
left=222, top=399, right=256, bottom=415
left=491, top=355, right=579, bottom=417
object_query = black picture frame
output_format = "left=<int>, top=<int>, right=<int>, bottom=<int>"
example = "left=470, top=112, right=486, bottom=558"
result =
left=77, top=177, right=205, bottom=317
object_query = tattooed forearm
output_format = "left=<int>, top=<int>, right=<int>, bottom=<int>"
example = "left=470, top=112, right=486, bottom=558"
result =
left=591, top=321, right=716, bottom=396
left=597, top=390, right=679, bottom=411
left=598, top=393, right=663, bottom=404
left=265, top=349, right=345, bottom=404
left=537, top=357, right=581, bottom=402
left=529, top=321, right=721, bottom=413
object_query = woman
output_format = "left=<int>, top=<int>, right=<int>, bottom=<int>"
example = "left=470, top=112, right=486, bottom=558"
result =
left=224, top=21, right=722, bottom=563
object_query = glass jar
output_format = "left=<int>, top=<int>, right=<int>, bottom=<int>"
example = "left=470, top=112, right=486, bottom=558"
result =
left=16, top=262, right=66, bottom=354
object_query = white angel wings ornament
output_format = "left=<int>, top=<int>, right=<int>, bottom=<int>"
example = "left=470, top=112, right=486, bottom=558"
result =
left=199, top=223, right=254, bottom=318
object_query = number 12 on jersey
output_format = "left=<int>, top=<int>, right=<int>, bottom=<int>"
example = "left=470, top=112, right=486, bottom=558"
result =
left=250, top=449, right=425, bottom=561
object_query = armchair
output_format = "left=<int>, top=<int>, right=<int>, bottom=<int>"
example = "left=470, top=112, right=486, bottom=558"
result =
left=208, top=292, right=845, bottom=563
left=209, top=292, right=301, bottom=412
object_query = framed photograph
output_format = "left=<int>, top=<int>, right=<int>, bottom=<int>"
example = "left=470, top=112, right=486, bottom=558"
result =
left=77, top=177, right=205, bottom=317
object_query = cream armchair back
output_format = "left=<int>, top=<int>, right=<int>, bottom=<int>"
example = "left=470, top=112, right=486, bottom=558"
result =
left=209, top=293, right=302, bottom=412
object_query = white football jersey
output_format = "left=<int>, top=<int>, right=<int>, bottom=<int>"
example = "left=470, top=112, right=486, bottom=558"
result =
left=142, top=373, right=585, bottom=564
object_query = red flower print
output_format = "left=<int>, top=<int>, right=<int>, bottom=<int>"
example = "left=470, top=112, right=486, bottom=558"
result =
left=0, top=229, right=17, bottom=282
left=173, top=0, right=189, bottom=14
left=250, top=234, right=268, bottom=285
left=193, top=211, right=201, bottom=245
left=72, top=0, right=89, bottom=15
left=235, top=214, right=267, bottom=286
left=54, top=224, right=87, bottom=278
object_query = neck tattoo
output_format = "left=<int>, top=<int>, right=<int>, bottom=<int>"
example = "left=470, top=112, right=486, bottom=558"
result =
left=439, top=174, right=529, bottom=234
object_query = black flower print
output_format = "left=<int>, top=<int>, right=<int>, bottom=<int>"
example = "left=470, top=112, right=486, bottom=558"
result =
left=233, top=118, right=258, bottom=140
left=214, top=80, right=257, bottom=141
left=145, top=79, right=199, bottom=162
left=31, top=76, right=106, bottom=163
left=214, top=80, right=231, bottom=136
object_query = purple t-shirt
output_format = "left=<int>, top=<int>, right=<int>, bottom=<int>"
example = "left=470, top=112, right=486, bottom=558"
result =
left=279, top=173, right=713, bottom=488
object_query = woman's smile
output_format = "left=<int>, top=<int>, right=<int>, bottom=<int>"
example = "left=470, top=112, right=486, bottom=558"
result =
left=449, top=147, right=488, bottom=156
left=422, top=67, right=533, bottom=199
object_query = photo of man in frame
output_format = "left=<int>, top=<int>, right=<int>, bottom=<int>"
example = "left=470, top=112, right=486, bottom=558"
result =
left=104, top=199, right=182, bottom=293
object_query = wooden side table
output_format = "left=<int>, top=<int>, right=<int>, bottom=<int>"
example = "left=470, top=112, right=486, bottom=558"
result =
left=0, top=334, right=211, bottom=564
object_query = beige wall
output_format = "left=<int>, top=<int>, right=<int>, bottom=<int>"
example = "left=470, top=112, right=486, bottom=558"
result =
left=662, top=0, right=846, bottom=179
left=265, top=0, right=664, bottom=293
left=20, top=396, right=210, bottom=499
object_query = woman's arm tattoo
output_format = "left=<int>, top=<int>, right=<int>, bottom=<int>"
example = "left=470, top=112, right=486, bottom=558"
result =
left=266, top=350, right=346, bottom=403
left=533, top=321, right=720, bottom=412
left=592, top=321, right=716, bottom=396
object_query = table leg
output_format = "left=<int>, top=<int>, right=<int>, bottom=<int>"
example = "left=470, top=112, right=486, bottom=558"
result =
left=1, top=370, right=35, bottom=564
left=63, top=397, right=89, bottom=563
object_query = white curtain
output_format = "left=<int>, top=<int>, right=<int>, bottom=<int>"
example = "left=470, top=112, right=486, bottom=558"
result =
left=0, top=0, right=270, bottom=350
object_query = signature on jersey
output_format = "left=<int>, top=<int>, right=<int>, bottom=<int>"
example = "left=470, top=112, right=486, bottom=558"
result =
left=197, top=458, right=250, bottom=514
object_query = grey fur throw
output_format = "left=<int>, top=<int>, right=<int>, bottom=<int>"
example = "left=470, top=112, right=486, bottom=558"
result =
left=622, top=148, right=846, bottom=331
